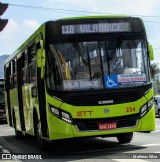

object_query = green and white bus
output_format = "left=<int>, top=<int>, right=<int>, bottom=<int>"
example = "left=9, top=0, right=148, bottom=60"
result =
left=4, top=16, right=155, bottom=150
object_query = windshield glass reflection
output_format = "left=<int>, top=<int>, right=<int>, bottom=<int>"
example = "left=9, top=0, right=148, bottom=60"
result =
left=46, top=39, right=149, bottom=90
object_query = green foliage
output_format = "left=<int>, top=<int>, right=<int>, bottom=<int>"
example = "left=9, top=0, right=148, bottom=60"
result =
left=150, top=63, right=159, bottom=79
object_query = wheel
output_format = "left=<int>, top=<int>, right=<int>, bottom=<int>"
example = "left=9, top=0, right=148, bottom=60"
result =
left=13, top=112, right=23, bottom=139
left=34, top=114, right=49, bottom=151
left=117, top=132, right=133, bottom=144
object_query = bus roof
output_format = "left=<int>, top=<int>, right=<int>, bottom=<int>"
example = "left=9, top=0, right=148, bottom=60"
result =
left=60, top=15, right=128, bottom=21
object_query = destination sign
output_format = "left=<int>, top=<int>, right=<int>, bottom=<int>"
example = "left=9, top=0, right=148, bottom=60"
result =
left=62, top=22, right=131, bottom=34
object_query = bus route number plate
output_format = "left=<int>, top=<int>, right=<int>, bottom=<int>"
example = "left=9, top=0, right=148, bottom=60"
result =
left=98, top=122, right=117, bottom=130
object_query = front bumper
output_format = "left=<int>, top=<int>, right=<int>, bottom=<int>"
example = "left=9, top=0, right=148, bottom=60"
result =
left=48, top=106, right=155, bottom=140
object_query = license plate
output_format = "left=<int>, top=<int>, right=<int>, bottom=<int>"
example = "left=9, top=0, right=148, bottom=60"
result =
left=98, top=122, right=117, bottom=130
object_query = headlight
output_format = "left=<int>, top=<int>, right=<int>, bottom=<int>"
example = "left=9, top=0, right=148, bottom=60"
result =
left=50, top=107, right=60, bottom=116
left=140, top=104, right=147, bottom=117
left=148, top=99, right=153, bottom=110
left=49, top=105, right=72, bottom=124
left=140, top=98, right=153, bottom=117
left=62, top=112, right=72, bottom=123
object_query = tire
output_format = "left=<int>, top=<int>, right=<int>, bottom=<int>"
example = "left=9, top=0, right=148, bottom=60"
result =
left=34, top=113, right=49, bottom=151
left=13, top=112, right=23, bottom=139
left=117, top=132, right=133, bottom=144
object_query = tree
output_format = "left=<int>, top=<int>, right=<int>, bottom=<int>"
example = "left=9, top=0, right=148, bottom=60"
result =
left=150, top=63, right=159, bottom=80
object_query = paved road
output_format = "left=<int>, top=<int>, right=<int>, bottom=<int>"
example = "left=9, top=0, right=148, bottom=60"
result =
left=0, top=117, right=160, bottom=161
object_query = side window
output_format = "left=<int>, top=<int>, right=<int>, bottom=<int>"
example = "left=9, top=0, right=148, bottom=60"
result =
left=28, top=44, right=36, bottom=83
left=10, top=61, right=13, bottom=89
left=22, top=50, right=28, bottom=85
left=13, top=59, right=17, bottom=88
left=5, top=64, right=11, bottom=91
left=9, top=63, right=12, bottom=89
left=7, top=60, right=16, bottom=89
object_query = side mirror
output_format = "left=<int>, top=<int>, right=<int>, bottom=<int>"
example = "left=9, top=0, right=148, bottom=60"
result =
left=148, top=44, right=154, bottom=60
left=37, top=48, right=46, bottom=78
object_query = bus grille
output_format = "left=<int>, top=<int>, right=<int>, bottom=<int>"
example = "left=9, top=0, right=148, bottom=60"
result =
left=73, top=114, right=139, bottom=131
left=65, top=91, right=142, bottom=106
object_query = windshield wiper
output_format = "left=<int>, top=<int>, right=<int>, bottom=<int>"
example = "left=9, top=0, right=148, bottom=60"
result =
left=108, top=34, right=125, bottom=61
left=72, top=42, right=89, bottom=66
left=105, top=42, right=111, bottom=77
left=72, top=42, right=94, bottom=81
left=105, top=34, right=125, bottom=77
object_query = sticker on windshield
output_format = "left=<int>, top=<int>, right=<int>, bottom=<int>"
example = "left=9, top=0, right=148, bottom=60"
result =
left=104, top=75, right=118, bottom=88
left=63, top=79, right=101, bottom=90
left=118, top=74, right=146, bottom=85
left=104, top=74, right=146, bottom=88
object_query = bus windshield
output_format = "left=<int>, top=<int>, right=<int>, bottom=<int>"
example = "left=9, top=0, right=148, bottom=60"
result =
left=46, top=39, right=149, bottom=90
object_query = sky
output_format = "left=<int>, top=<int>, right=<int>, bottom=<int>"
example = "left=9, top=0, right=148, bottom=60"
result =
left=1, top=0, right=160, bottom=65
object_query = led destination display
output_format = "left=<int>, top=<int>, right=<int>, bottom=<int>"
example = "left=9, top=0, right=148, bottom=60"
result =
left=62, top=22, right=131, bottom=34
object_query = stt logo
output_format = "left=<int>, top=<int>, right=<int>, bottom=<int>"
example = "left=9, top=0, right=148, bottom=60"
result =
left=77, top=111, right=93, bottom=117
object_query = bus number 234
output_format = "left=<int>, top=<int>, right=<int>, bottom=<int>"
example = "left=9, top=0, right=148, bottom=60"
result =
left=126, top=107, right=136, bottom=112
